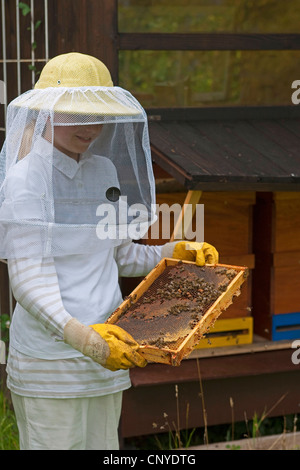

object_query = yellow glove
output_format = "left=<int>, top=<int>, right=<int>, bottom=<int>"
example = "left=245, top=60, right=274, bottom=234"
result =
left=64, top=318, right=147, bottom=371
left=172, top=241, right=219, bottom=266
left=90, top=323, right=147, bottom=371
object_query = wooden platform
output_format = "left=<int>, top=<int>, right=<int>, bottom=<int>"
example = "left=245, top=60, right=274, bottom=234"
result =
left=121, top=337, right=299, bottom=439
left=189, top=334, right=292, bottom=359
left=188, top=431, right=300, bottom=451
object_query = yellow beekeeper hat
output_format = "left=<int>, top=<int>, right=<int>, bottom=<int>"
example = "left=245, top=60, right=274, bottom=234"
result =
left=16, top=52, right=142, bottom=117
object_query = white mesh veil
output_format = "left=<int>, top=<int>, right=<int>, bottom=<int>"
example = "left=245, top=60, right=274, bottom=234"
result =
left=0, top=53, right=157, bottom=258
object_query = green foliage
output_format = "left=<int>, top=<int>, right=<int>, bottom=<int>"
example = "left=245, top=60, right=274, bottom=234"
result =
left=0, top=391, right=19, bottom=450
left=118, top=0, right=300, bottom=108
left=18, top=2, right=43, bottom=77
left=18, top=1, right=31, bottom=17
left=125, top=414, right=300, bottom=450
left=0, top=314, right=10, bottom=344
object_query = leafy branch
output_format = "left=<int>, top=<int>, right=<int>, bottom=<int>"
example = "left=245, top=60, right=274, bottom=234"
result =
left=18, top=2, right=43, bottom=74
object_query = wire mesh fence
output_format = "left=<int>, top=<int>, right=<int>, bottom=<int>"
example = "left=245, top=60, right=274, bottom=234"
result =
left=0, top=0, right=50, bottom=357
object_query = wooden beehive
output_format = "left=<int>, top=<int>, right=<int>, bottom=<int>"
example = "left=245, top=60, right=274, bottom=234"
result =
left=106, top=258, right=248, bottom=366
left=253, top=192, right=300, bottom=340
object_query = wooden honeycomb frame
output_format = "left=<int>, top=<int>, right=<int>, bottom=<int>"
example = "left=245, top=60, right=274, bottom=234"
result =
left=106, top=258, right=249, bottom=366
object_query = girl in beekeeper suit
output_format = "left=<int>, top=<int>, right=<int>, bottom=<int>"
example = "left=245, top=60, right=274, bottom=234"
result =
left=0, top=52, right=218, bottom=450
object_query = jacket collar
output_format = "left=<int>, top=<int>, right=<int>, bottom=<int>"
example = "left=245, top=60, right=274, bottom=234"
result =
left=34, top=137, right=92, bottom=179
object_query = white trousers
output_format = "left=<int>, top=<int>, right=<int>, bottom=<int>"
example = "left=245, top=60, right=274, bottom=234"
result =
left=11, top=391, right=123, bottom=450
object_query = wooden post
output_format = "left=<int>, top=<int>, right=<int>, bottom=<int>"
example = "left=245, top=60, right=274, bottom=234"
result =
left=170, top=190, right=202, bottom=241
left=48, top=0, right=119, bottom=83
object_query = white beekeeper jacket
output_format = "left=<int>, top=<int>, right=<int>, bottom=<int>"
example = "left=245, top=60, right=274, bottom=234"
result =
left=5, top=138, right=163, bottom=398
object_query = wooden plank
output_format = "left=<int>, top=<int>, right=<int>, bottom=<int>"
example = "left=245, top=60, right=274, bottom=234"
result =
left=129, top=348, right=298, bottom=387
left=149, top=123, right=213, bottom=176
left=200, top=192, right=255, bottom=255
left=250, top=120, right=300, bottom=161
left=170, top=190, right=202, bottom=242
left=221, top=254, right=255, bottom=268
left=191, top=180, right=300, bottom=192
left=151, top=155, right=300, bottom=191
left=195, top=119, right=299, bottom=172
left=163, top=121, right=256, bottom=177
left=189, top=335, right=293, bottom=359
left=118, top=33, right=300, bottom=51
left=149, top=119, right=300, bottom=191
left=273, top=263, right=300, bottom=315
left=191, top=432, right=300, bottom=451
left=273, top=251, right=300, bottom=267
left=279, top=118, right=300, bottom=140
left=151, top=120, right=272, bottom=178
left=151, top=191, right=256, bottom=255
left=48, top=0, right=119, bottom=83
left=151, top=145, right=193, bottom=188
left=252, top=192, right=300, bottom=335
left=151, top=121, right=271, bottom=181
left=272, top=192, right=300, bottom=253
left=228, top=120, right=300, bottom=176
left=147, top=106, right=300, bottom=121
left=92, top=0, right=119, bottom=84
left=252, top=193, right=273, bottom=339
left=191, top=120, right=275, bottom=177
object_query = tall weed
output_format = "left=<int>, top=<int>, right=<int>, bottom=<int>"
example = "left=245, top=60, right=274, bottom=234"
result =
left=0, top=391, right=19, bottom=450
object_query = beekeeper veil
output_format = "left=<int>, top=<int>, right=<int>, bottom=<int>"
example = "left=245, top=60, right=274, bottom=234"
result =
left=0, top=52, right=157, bottom=258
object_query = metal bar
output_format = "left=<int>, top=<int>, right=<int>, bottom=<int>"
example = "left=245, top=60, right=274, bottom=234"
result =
left=44, top=0, right=49, bottom=61
left=30, top=0, right=35, bottom=87
left=0, top=59, right=48, bottom=63
left=1, top=0, right=7, bottom=120
left=16, top=0, right=21, bottom=95
left=8, top=284, right=13, bottom=319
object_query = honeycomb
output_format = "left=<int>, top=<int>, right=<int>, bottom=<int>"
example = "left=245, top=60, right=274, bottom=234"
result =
left=114, top=261, right=239, bottom=350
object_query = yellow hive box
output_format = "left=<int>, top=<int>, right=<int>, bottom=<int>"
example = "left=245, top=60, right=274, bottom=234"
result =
left=195, top=316, right=253, bottom=349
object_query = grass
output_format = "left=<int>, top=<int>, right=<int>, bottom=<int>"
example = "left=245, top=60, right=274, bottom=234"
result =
left=124, top=359, right=300, bottom=451
left=0, top=354, right=298, bottom=451
left=0, top=385, right=299, bottom=451
left=124, top=412, right=300, bottom=450
left=0, top=390, right=19, bottom=450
